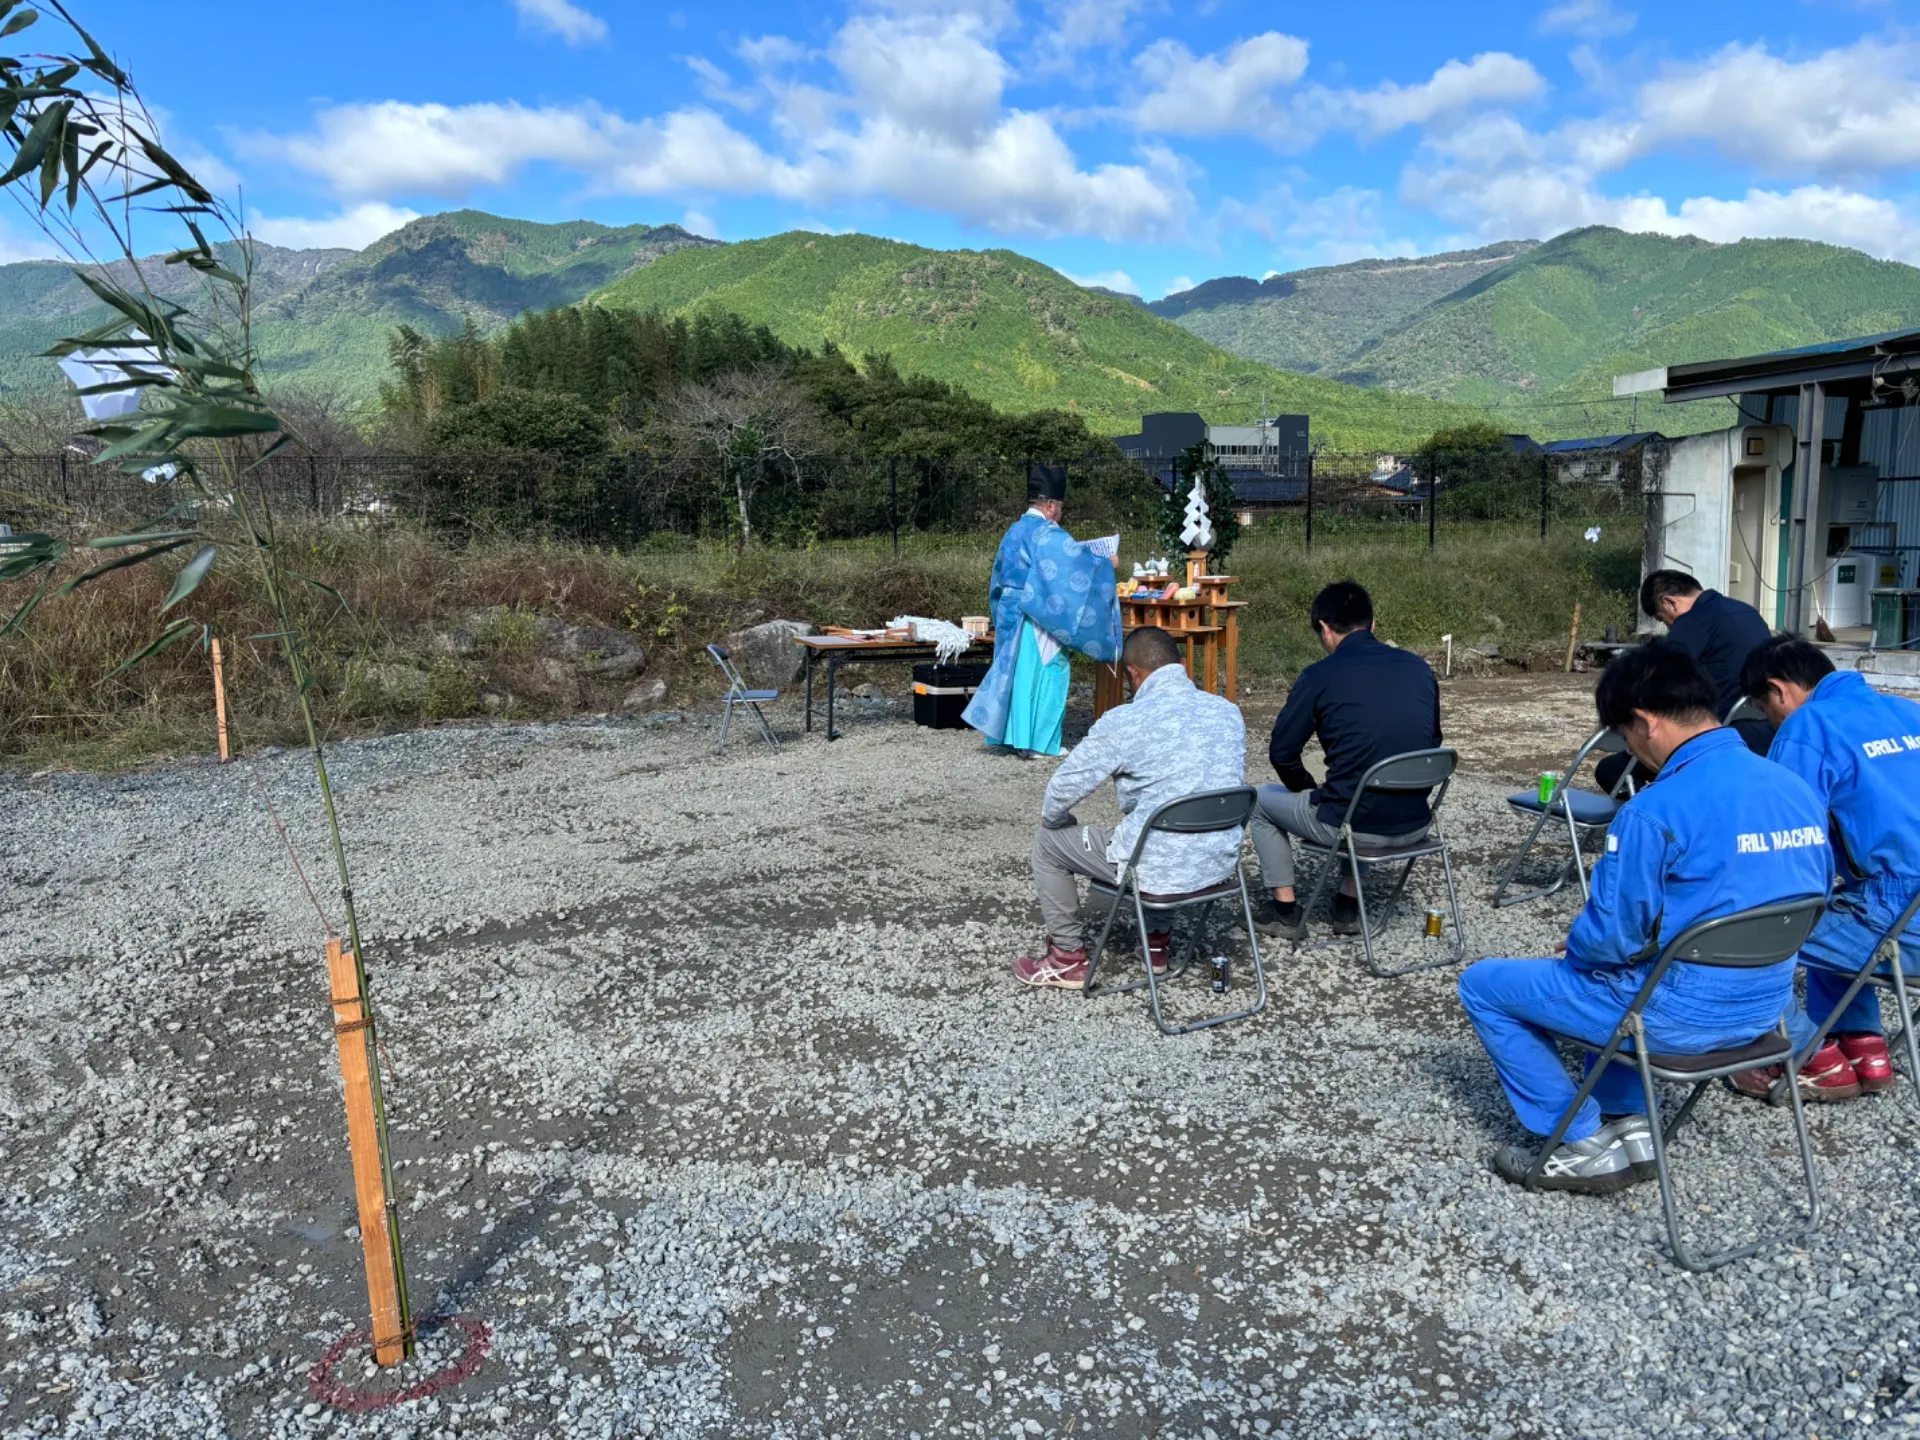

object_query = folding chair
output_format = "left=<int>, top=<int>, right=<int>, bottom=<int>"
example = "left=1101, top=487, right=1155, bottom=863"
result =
left=1082, top=786, right=1269, bottom=1037
left=1492, top=728, right=1636, bottom=909
left=1293, top=748, right=1467, bottom=978
left=705, top=644, right=780, bottom=753
left=1526, top=894, right=1827, bottom=1272
left=1782, top=889, right=1920, bottom=1104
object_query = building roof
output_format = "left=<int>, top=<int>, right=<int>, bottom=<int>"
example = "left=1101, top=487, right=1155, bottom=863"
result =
left=1540, top=431, right=1664, bottom=454
left=1651, top=328, right=1920, bottom=404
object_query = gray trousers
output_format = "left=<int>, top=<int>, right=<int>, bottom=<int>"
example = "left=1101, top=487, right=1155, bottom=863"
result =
left=1031, top=823, right=1172, bottom=951
left=1249, top=784, right=1428, bottom=892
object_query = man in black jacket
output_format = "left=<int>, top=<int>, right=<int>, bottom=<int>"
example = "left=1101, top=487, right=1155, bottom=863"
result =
left=1597, top=570, right=1774, bottom=792
left=1249, top=581, right=1442, bottom=940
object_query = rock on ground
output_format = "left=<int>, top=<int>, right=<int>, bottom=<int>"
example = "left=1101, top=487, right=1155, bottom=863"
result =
left=726, top=619, right=813, bottom=686
left=1, top=676, right=1916, bottom=1439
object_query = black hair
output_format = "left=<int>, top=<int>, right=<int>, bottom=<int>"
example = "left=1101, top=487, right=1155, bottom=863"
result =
left=1639, top=568, right=1703, bottom=619
left=1594, top=638, right=1719, bottom=730
left=1308, top=580, right=1372, bottom=636
left=1741, top=633, right=1834, bottom=703
left=1123, top=625, right=1182, bottom=672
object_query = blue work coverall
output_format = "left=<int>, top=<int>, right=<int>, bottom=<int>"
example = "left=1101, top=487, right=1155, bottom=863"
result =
left=1767, top=670, right=1920, bottom=1049
left=1459, top=728, right=1831, bottom=1139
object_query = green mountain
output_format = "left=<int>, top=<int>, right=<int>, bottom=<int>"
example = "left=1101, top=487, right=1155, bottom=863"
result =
left=0, top=210, right=715, bottom=406
left=1150, top=241, right=1536, bottom=377
left=1336, top=228, right=1920, bottom=436
left=1157, top=227, right=1920, bottom=439
left=588, top=230, right=1487, bottom=449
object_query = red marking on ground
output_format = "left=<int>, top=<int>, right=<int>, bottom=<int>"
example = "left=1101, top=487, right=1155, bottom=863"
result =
left=307, top=1314, right=492, bottom=1413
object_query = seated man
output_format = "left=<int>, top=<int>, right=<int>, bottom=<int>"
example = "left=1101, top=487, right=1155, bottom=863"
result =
left=1014, top=626, right=1246, bottom=990
left=1247, top=580, right=1440, bottom=941
left=1458, top=641, right=1830, bottom=1193
left=1731, top=637, right=1920, bottom=1103
left=1599, top=570, right=1774, bottom=792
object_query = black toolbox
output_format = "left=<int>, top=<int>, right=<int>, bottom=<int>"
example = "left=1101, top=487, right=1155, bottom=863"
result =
left=912, top=661, right=989, bottom=729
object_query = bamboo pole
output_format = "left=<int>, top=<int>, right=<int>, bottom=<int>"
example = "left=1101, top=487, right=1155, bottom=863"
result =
left=230, top=485, right=413, bottom=1363
left=210, top=638, right=231, bottom=762
left=326, top=938, right=408, bottom=1366
left=1564, top=603, right=1583, bottom=673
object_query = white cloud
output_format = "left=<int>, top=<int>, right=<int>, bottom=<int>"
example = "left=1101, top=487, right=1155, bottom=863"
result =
left=1612, top=39, right=1920, bottom=178
left=512, top=0, right=607, bottom=46
left=1538, top=0, right=1635, bottom=40
left=249, top=202, right=420, bottom=250
left=247, top=100, right=615, bottom=198
left=832, top=11, right=1009, bottom=144
left=1133, top=32, right=1311, bottom=139
left=685, top=57, right=757, bottom=111
left=1162, top=274, right=1195, bottom=297
left=680, top=209, right=719, bottom=238
left=1033, top=0, right=1154, bottom=72
left=1061, top=267, right=1138, bottom=294
left=0, top=220, right=58, bottom=264
left=254, top=10, right=1191, bottom=245
left=1324, top=53, right=1546, bottom=139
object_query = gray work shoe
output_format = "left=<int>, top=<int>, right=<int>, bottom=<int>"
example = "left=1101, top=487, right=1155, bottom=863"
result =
left=1245, top=893, right=1307, bottom=941
left=1490, top=1132, right=1639, bottom=1194
left=1597, top=1114, right=1657, bottom=1181
left=1329, top=892, right=1363, bottom=936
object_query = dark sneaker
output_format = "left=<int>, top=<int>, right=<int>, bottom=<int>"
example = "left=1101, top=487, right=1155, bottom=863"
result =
left=1597, top=1114, right=1656, bottom=1181
left=1491, top=1133, right=1638, bottom=1194
left=1330, top=893, right=1363, bottom=937
left=1012, top=943, right=1088, bottom=990
left=1837, top=1032, right=1895, bottom=1093
left=1246, top=895, right=1307, bottom=941
left=1729, top=1041, right=1863, bottom=1105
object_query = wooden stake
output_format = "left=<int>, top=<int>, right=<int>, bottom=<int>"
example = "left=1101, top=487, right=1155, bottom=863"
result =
left=210, top=639, right=231, bottom=762
left=326, top=939, right=408, bottom=1366
left=1564, top=603, right=1583, bottom=673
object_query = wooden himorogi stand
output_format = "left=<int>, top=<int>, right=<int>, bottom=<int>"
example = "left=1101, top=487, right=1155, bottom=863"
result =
left=1093, top=549, right=1245, bottom=717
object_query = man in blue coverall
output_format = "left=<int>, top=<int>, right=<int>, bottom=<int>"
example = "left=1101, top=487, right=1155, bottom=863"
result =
left=1729, top=636, right=1920, bottom=1103
left=1459, top=641, right=1831, bottom=1192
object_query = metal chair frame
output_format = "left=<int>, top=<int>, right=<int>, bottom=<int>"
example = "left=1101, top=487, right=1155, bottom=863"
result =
left=1293, top=748, right=1467, bottom=977
left=706, top=644, right=780, bottom=753
left=1527, top=895, right=1828, bottom=1272
left=1492, top=728, right=1637, bottom=910
left=1784, top=889, right=1920, bottom=1101
left=1082, top=786, right=1269, bottom=1037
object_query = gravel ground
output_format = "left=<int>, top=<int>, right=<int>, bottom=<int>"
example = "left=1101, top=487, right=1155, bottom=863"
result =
left=3, top=675, right=1919, bottom=1439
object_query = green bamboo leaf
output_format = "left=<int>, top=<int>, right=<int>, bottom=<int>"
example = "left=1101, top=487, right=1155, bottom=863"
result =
left=0, top=578, right=47, bottom=637
left=295, top=570, right=350, bottom=614
left=36, top=119, right=59, bottom=206
left=93, top=418, right=174, bottom=465
left=0, top=11, right=30, bottom=41
left=55, top=536, right=192, bottom=592
left=160, top=543, right=215, bottom=612
left=84, top=529, right=200, bottom=549
left=106, top=618, right=197, bottom=677
left=47, top=4, right=127, bottom=87
left=132, top=132, right=212, bottom=204
left=61, top=110, right=80, bottom=208
left=0, top=97, right=63, bottom=187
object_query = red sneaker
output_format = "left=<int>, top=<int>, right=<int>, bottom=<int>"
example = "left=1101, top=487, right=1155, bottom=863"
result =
left=1145, top=931, right=1172, bottom=976
left=1729, top=1042, right=1863, bottom=1104
left=1837, top=1032, right=1896, bottom=1093
left=1012, top=942, right=1089, bottom=990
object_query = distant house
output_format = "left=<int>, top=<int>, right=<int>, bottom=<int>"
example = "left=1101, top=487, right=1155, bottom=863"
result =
left=1540, top=431, right=1665, bottom=485
left=1113, top=410, right=1312, bottom=503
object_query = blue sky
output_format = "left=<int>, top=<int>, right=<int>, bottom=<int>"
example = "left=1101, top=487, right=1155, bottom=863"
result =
left=73, top=0, right=1920, bottom=298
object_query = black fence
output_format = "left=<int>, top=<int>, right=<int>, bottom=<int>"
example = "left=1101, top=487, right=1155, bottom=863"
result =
left=0, top=449, right=1648, bottom=552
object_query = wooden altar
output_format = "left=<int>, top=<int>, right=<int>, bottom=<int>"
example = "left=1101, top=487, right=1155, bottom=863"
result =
left=1093, top=550, right=1246, bottom=718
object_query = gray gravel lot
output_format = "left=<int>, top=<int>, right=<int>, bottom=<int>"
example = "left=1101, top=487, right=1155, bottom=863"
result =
left=3, top=676, right=1918, bottom=1439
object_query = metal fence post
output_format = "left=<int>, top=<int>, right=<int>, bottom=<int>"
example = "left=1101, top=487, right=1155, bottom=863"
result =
left=1304, top=452, right=1314, bottom=552
left=308, top=454, right=321, bottom=515
left=58, top=449, right=68, bottom=508
left=1539, top=461, right=1548, bottom=541
left=1427, top=457, right=1437, bottom=553
left=889, top=455, right=899, bottom=556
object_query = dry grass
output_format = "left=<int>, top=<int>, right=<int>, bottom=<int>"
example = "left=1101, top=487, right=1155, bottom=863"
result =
left=0, top=518, right=1637, bottom=769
